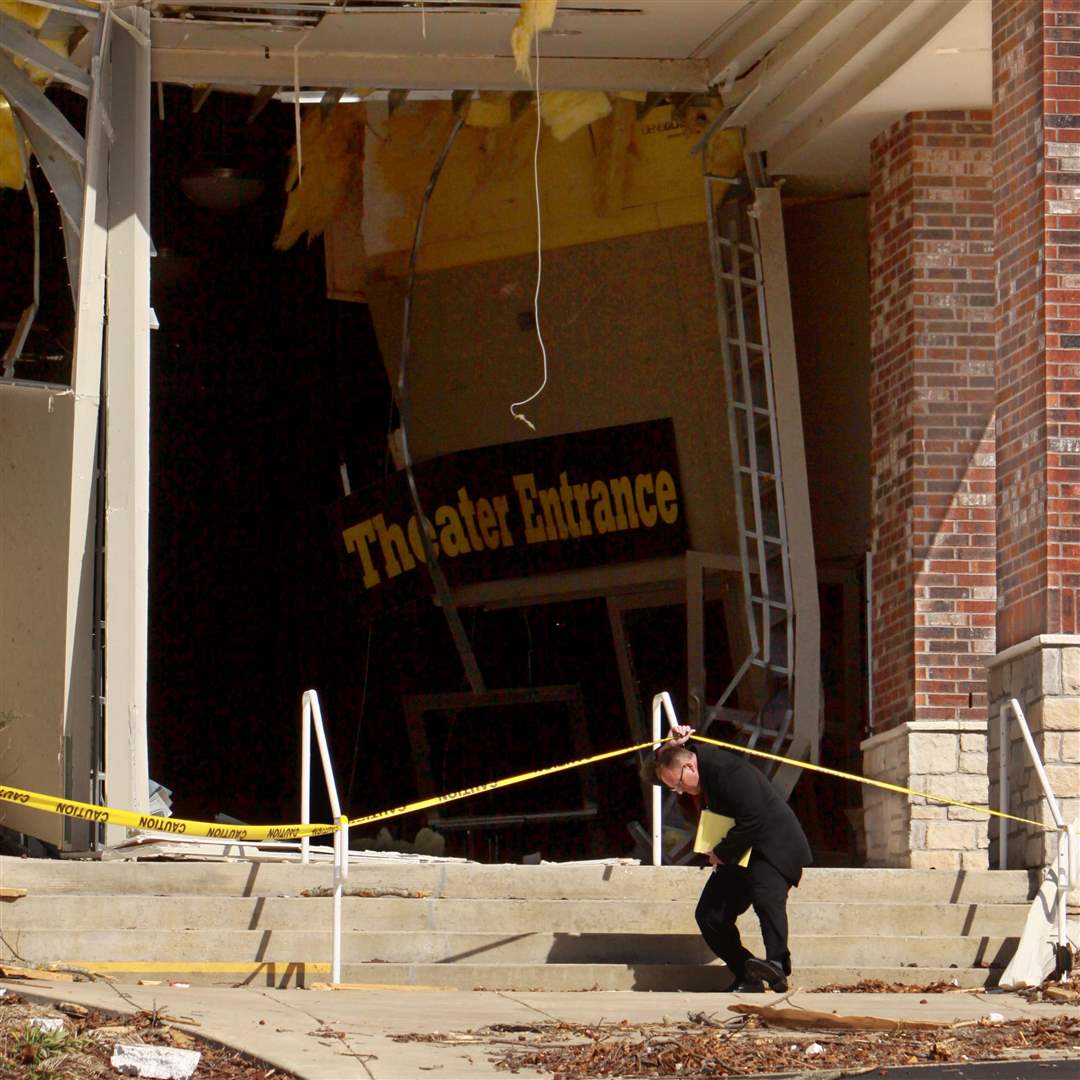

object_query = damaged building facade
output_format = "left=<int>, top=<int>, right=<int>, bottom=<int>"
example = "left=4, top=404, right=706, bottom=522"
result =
left=0, top=0, right=1077, bottom=877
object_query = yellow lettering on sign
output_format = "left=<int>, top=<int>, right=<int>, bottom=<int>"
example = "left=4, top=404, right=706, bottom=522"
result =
left=608, top=476, right=639, bottom=532
left=655, top=469, right=679, bottom=524
left=513, top=473, right=547, bottom=543
left=374, top=514, right=416, bottom=579
left=590, top=480, right=615, bottom=535
left=435, top=504, right=471, bottom=557
left=343, top=519, right=381, bottom=587
left=456, top=487, right=485, bottom=551
left=635, top=473, right=657, bottom=527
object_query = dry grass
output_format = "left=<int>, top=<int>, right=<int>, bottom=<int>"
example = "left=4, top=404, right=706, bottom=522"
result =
left=0, top=989, right=294, bottom=1079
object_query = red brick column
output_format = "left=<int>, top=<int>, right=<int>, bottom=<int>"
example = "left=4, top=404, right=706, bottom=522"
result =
left=869, top=113, right=996, bottom=733
left=993, top=0, right=1080, bottom=647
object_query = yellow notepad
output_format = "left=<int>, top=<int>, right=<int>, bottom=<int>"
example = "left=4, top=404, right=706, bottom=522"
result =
left=694, top=810, right=751, bottom=867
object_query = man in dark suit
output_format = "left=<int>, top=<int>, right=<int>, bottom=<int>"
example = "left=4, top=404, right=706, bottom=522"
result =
left=653, top=724, right=812, bottom=993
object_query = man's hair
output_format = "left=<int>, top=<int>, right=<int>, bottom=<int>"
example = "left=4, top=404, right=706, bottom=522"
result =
left=648, top=743, right=693, bottom=784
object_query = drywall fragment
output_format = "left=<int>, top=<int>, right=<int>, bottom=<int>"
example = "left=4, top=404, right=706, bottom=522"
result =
left=111, top=1044, right=201, bottom=1079
left=511, top=0, right=557, bottom=79
left=539, top=91, right=611, bottom=142
left=29, top=1017, right=64, bottom=1034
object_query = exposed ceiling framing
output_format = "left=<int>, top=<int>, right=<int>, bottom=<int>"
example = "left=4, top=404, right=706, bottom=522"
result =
left=2, top=0, right=991, bottom=190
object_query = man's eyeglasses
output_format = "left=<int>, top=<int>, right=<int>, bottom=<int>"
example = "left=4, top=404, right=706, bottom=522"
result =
left=665, top=762, right=692, bottom=793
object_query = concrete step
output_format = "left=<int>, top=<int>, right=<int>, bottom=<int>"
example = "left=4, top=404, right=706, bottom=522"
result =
left=0, top=894, right=1028, bottom=938
left=2, top=857, right=1037, bottom=905
left=0, top=928, right=1019, bottom=970
left=2, top=960, right=1000, bottom=992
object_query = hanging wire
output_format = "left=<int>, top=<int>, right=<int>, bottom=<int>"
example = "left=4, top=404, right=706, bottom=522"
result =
left=397, top=111, right=485, bottom=693
left=509, top=21, right=549, bottom=431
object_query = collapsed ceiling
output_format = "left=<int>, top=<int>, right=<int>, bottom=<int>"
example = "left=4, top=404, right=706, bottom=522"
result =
left=2, top=0, right=990, bottom=196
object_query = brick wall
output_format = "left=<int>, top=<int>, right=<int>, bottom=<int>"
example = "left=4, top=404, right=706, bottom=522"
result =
left=869, top=113, right=996, bottom=732
left=993, top=0, right=1080, bottom=647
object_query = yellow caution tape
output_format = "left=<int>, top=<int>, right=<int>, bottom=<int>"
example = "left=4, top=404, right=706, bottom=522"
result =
left=5, top=725, right=1055, bottom=841
left=0, top=784, right=337, bottom=842
left=689, top=734, right=1053, bottom=831
left=349, top=738, right=660, bottom=828
left=350, top=732, right=1055, bottom=833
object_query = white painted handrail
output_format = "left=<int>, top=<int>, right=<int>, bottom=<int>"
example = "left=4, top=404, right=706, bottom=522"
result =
left=300, top=690, right=349, bottom=986
left=999, top=697, right=1073, bottom=967
left=650, top=692, right=680, bottom=866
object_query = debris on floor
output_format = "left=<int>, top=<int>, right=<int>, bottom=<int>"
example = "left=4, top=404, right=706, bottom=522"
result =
left=111, top=1043, right=201, bottom=1079
left=392, top=1010, right=1080, bottom=1078
left=0, top=988, right=293, bottom=1078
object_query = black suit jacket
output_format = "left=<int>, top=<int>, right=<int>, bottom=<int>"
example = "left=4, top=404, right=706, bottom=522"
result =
left=691, top=740, right=812, bottom=886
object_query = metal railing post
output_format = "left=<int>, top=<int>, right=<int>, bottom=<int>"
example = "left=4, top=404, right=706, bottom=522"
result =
left=1007, top=697, right=1071, bottom=970
left=650, top=692, right=680, bottom=867
left=301, top=689, right=345, bottom=985
left=998, top=704, right=1008, bottom=870
left=301, top=694, right=312, bottom=866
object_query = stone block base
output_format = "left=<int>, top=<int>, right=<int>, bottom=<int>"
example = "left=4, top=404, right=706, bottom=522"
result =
left=860, top=721, right=989, bottom=869
left=987, top=636, right=1080, bottom=870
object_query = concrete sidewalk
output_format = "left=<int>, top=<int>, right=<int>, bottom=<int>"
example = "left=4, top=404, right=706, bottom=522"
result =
left=8, top=979, right=1076, bottom=1080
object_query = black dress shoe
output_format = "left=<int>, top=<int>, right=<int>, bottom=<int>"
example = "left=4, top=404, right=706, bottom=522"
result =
left=728, top=978, right=766, bottom=993
left=745, top=957, right=789, bottom=992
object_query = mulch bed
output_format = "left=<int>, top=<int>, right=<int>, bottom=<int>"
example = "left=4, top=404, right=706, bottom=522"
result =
left=0, top=988, right=295, bottom=1079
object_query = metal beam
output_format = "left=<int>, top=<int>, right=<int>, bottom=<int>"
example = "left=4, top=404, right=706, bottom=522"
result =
left=705, top=0, right=802, bottom=88
left=18, top=110, right=85, bottom=241
left=724, top=0, right=856, bottom=123
left=0, top=50, right=86, bottom=163
left=0, top=11, right=91, bottom=95
left=768, top=0, right=972, bottom=168
left=745, top=0, right=915, bottom=152
left=152, top=50, right=709, bottom=93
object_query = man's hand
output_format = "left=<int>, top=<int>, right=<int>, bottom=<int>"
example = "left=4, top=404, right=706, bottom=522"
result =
left=669, top=723, right=695, bottom=746
left=707, top=851, right=723, bottom=867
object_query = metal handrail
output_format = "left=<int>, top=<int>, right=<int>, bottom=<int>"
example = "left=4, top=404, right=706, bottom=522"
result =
left=998, top=697, right=1074, bottom=968
left=650, top=692, right=679, bottom=866
left=300, top=690, right=349, bottom=985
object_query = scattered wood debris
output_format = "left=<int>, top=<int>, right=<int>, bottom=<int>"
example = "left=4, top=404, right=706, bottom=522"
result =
left=301, top=885, right=432, bottom=899
left=0, top=962, right=75, bottom=982
left=391, top=1012, right=1080, bottom=1078
left=728, top=1003, right=946, bottom=1031
left=814, top=977, right=981, bottom=993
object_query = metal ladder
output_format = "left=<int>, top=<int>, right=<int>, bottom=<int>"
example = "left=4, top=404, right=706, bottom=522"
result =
left=704, top=176, right=798, bottom=790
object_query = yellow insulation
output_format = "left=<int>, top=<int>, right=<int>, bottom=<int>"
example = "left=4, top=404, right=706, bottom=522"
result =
left=466, top=92, right=511, bottom=129
left=510, top=0, right=557, bottom=80
left=275, top=105, right=366, bottom=251
left=0, top=100, right=25, bottom=190
left=0, top=1, right=48, bottom=30
left=539, top=90, right=611, bottom=142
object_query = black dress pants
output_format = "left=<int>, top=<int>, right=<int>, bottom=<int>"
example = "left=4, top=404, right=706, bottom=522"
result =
left=694, top=857, right=793, bottom=979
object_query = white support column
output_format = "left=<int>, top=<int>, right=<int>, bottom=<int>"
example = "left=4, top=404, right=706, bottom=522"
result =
left=62, top=17, right=111, bottom=850
left=103, top=7, right=152, bottom=842
left=752, top=188, right=821, bottom=771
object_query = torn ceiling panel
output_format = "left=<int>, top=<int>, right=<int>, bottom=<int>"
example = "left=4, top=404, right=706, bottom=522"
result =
left=145, top=0, right=989, bottom=190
